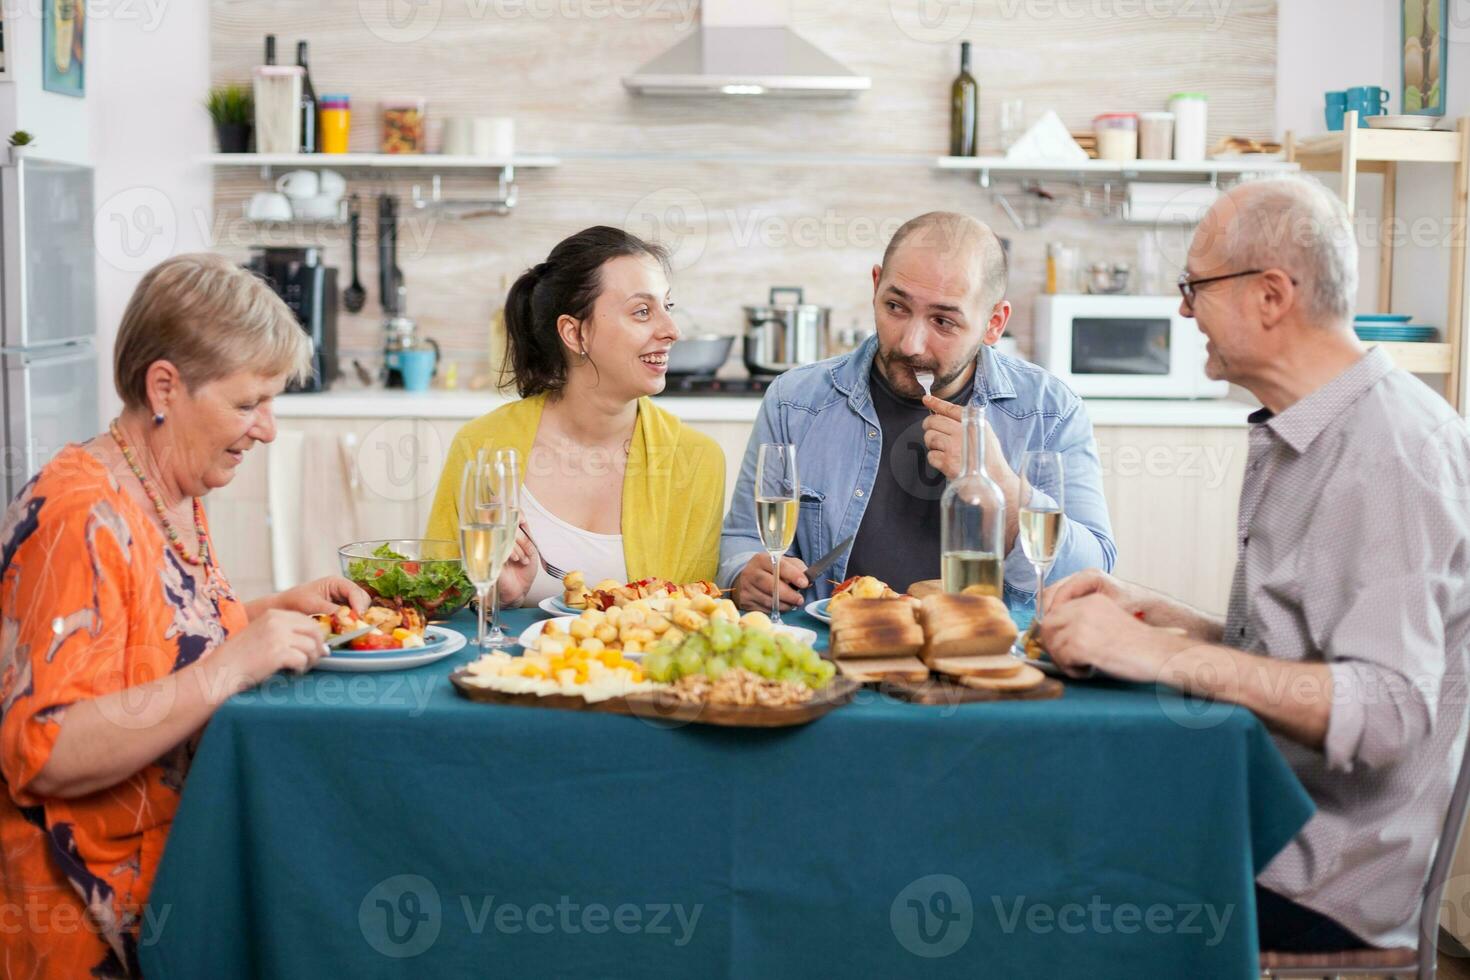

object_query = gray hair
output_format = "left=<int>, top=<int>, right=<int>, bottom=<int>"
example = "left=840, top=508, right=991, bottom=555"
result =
left=113, top=253, right=313, bottom=410
left=1217, top=173, right=1358, bottom=323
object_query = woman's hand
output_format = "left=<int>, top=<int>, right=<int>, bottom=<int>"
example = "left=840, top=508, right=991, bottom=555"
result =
left=497, top=523, right=541, bottom=608
left=262, top=576, right=371, bottom=618
left=213, top=608, right=332, bottom=689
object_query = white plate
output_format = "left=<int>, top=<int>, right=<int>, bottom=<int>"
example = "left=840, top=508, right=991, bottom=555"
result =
left=317, top=625, right=466, bottom=672
left=1366, top=114, right=1445, bottom=131
left=517, top=616, right=816, bottom=654
left=537, top=595, right=580, bottom=616
left=804, top=598, right=832, bottom=624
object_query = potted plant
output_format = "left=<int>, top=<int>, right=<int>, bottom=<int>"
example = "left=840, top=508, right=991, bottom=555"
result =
left=8, top=131, right=36, bottom=164
left=206, top=84, right=253, bottom=154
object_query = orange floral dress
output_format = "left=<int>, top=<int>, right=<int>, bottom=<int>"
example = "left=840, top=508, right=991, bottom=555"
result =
left=0, top=446, right=248, bottom=977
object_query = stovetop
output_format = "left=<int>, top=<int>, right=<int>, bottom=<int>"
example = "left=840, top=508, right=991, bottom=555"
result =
left=656, top=375, right=774, bottom=397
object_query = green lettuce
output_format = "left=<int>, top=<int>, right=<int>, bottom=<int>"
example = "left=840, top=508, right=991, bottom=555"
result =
left=347, top=542, right=475, bottom=615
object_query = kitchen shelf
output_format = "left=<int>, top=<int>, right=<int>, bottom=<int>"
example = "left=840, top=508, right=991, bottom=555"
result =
left=936, top=155, right=1299, bottom=187
left=1287, top=111, right=1470, bottom=408
left=203, top=152, right=560, bottom=170
left=1371, top=342, right=1455, bottom=374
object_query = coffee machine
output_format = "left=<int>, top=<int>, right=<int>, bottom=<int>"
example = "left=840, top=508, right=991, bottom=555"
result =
left=245, top=246, right=339, bottom=392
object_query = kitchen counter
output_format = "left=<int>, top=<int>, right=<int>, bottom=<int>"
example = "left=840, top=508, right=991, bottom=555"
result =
left=272, top=389, right=1260, bottom=427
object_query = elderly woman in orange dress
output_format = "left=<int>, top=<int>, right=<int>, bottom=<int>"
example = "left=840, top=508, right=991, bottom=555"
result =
left=0, top=253, right=368, bottom=977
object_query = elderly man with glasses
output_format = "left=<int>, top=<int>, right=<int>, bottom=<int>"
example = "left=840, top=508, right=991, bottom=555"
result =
left=1040, top=173, right=1470, bottom=955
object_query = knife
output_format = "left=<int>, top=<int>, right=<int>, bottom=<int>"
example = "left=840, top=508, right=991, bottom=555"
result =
left=803, top=534, right=856, bottom=583
left=326, top=625, right=375, bottom=649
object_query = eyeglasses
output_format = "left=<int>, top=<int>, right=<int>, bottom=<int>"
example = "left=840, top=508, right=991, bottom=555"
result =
left=1176, top=268, right=1297, bottom=309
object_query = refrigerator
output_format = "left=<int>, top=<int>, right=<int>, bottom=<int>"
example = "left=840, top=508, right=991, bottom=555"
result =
left=0, top=157, right=98, bottom=502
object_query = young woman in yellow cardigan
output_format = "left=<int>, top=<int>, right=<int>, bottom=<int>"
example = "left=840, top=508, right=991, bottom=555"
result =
left=424, top=226, right=725, bottom=607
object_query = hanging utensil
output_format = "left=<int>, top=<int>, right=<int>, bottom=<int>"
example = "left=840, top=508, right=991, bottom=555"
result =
left=343, top=194, right=366, bottom=313
left=377, top=192, right=402, bottom=313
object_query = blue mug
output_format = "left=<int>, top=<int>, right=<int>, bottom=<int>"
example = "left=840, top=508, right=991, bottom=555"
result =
left=1345, top=85, right=1390, bottom=126
left=400, top=347, right=437, bottom=392
left=1325, top=91, right=1347, bottom=131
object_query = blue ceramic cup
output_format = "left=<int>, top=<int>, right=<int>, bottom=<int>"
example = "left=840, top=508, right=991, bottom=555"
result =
left=400, top=347, right=437, bottom=392
left=1346, top=86, right=1390, bottom=126
left=1325, top=91, right=1347, bottom=131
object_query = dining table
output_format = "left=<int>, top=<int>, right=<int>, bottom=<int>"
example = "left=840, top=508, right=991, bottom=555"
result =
left=139, top=603, right=1313, bottom=979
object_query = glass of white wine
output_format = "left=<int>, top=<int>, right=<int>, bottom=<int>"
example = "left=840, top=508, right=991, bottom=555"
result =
left=1018, top=451, right=1065, bottom=625
left=459, top=448, right=521, bottom=651
left=754, top=443, right=799, bottom=625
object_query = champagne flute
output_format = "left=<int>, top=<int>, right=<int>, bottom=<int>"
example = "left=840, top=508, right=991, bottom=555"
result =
left=485, top=448, right=520, bottom=647
left=754, top=443, right=799, bottom=625
left=459, top=449, right=520, bottom=651
left=1018, top=451, right=1065, bottom=626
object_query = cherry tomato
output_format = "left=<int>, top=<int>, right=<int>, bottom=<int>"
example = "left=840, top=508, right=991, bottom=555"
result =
left=349, top=632, right=401, bottom=651
left=402, top=562, right=420, bottom=575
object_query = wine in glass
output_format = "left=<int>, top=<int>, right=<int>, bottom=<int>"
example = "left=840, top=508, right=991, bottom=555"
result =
left=1019, top=450, right=1065, bottom=625
left=459, top=448, right=520, bottom=651
left=754, top=443, right=799, bottom=625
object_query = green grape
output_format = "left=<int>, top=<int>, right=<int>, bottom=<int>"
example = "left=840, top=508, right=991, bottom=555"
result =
left=757, top=634, right=777, bottom=656
left=777, top=667, right=806, bottom=686
left=810, top=659, right=836, bottom=687
left=739, top=645, right=765, bottom=672
left=795, top=646, right=821, bottom=671
left=705, top=655, right=731, bottom=678
left=761, top=653, right=783, bottom=679
left=675, top=647, right=703, bottom=677
left=775, top=633, right=801, bottom=657
left=682, top=635, right=710, bottom=659
left=708, top=621, right=738, bottom=653
left=644, top=651, right=673, bottom=683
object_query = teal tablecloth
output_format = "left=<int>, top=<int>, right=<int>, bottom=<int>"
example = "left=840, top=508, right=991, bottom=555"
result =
left=140, top=606, right=1312, bottom=979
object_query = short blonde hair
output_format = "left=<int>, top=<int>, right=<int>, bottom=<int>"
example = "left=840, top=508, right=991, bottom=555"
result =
left=113, top=252, right=314, bottom=410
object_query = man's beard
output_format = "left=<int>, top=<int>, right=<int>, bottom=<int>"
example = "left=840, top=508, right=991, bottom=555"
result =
left=875, top=338, right=986, bottom=397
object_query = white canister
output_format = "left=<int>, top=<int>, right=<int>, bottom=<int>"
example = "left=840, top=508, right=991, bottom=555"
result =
left=253, top=66, right=304, bottom=155
left=1169, top=93, right=1207, bottom=162
left=472, top=117, right=514, bottom=159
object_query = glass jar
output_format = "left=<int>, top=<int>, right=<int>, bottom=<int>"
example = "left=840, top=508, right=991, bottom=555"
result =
left=319, top=94, right=351, bottom=154
left=1169, top=93, right=1208, bottom=162
left=1138, top=111, right=1174, bottom=160
left=1093, top=113, right=1138, bottom=162
left=381, top=97, right=427, bottom=154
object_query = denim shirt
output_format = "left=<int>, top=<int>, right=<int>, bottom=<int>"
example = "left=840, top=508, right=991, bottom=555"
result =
left=718, top=335, right=1117, bottom=605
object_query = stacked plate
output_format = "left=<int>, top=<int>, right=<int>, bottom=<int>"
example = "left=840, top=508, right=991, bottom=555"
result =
left=1354, top=314, right=1438, bottom=343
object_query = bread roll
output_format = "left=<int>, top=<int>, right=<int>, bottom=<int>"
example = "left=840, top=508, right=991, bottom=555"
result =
left=958, top=663, right=1046, bottom=692
left=836, top=656, right=930, bottom=683
left=918, top=594, right=1018, bottom=664
left=830, top=598, right=923, bottom=659
left=906, top=579, right=944, bottom=599
left=928, top=654, right=1024, bottom=679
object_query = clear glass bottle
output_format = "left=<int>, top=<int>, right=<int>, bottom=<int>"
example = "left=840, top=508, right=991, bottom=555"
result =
left=940, top=402, right=1006, bottom=597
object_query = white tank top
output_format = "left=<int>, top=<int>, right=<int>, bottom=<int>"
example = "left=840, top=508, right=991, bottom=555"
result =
left=519, top=484, right=626, bottom=606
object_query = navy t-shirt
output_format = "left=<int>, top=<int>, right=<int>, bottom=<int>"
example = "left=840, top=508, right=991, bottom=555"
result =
left=844, top=364, right=974, bottom=592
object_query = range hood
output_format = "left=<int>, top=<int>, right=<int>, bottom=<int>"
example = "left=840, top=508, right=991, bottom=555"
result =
left=623, top=0, right=870, bottom=97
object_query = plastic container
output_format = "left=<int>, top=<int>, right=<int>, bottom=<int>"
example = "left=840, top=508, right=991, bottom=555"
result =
left=253, top=65, right=304, bottom=154
left=1169, top=93, right=1208, bottom=162
left=1094, top=113, right=1138, bottom=162
left=319, top=94, right=351, bottom=154
left=1138, top=111, right=1174, bottom=160
left=381, top=97, right=427, bottom=154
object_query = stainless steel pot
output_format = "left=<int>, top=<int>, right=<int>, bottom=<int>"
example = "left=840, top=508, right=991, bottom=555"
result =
left=666, top=334, right=735, bottom=376
left=742, top=287, right=831, bottom=376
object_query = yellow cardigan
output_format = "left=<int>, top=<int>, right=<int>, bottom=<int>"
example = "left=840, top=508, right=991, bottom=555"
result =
left=424, top=393, right=726, bottom=585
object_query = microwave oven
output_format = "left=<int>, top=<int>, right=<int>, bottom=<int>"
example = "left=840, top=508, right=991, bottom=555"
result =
left=1033, top=294, right=1228, bottom=399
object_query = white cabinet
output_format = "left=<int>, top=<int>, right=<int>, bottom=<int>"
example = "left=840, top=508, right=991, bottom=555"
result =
left=207, top=413, right=1246, bottom=616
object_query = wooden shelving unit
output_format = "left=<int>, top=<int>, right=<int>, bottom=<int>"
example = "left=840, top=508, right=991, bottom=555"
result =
left=1288, top=111, right=1469, bottom=409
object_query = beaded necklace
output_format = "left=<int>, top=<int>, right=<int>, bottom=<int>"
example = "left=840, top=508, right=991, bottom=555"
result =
left=108, top=418, right=211, bottom=568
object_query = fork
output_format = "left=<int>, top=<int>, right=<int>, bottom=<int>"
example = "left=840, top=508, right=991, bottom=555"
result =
left=519, top=527, right=568, bottom=581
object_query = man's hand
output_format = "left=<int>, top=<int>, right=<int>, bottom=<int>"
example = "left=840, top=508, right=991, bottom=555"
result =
left=921, top=394, right=1021, bottom=541
left=733, top=554, right=810, bottom=612
left=1038, top=592, right=1184, bottom=682
left=1043, top=569, right=1223, bottom=643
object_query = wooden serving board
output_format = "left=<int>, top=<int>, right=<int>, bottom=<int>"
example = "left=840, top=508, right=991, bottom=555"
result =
left=449, top=671, right=861, bottom=728
left=620, top=677, right=861, bottom=728
left=874, top=675, right=1064, bottom=704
